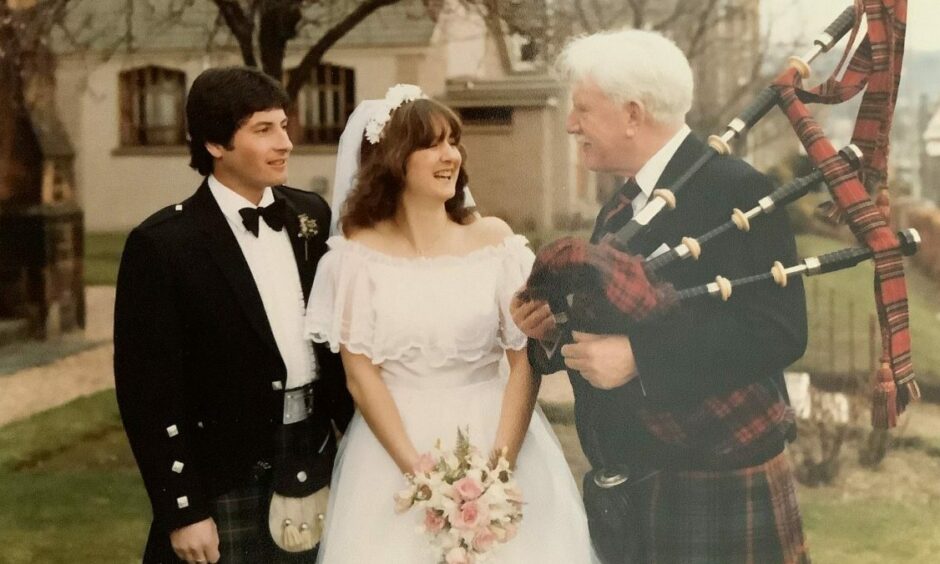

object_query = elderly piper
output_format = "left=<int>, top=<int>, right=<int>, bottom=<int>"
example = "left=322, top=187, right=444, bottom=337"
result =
left=511, top=29, right=810, bottom=563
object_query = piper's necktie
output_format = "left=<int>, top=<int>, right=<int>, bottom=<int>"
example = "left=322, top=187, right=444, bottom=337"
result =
left=590, top=177, right=642, bottom=243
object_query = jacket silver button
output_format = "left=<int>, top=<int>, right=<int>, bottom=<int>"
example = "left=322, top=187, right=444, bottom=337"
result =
left=296, top=471, right=307, bottom=483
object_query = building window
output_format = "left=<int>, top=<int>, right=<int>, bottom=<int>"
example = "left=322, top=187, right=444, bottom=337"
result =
left=119, top=66, right=186, bottom=146
left=457, top=107, right=513, bottom=127
left=290, top=63, right=356, bottom=145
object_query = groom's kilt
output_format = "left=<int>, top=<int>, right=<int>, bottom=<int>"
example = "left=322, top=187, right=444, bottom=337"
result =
left=637, top=451, right=809, bottom=564
left=145, top=470, right=317, bottom=564
left=206, top=465, right=316, bottom=564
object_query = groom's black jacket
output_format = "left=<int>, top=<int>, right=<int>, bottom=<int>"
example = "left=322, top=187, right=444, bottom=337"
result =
left=114, top=180, right=353, bottom=553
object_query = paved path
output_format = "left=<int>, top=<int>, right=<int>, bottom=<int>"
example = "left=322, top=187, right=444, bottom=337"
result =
left=0, top=286, right=574, bottom=427
left=0, top=287, right=115, bottom=427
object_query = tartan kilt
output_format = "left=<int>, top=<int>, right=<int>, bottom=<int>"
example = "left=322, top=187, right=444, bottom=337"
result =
left=143, top=471, right=318, bottom=564
left=205, top=471, right=317, bottom=564
left=637, top=451, right=809, bottom=564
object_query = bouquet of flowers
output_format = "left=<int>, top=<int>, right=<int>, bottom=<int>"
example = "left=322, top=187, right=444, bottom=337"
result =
left=394, top=428, right=524, bottom=564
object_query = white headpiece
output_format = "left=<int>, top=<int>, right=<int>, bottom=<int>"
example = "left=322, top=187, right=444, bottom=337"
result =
left=364, top=84, right=427, bottom=144
left=330, top=85, right=426, bottom=235
left=330, top=84, right=475, bottom=235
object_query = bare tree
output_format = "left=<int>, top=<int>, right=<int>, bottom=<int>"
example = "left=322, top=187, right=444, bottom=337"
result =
left=206, top=0, right=402, bottom=100
left=486, top=0, right=772, bottom=135
left=0, top=0, right=73, bottom=200
left=0, top=0, right=71, bottom=110
left=15, top=0, right=415, bottom=103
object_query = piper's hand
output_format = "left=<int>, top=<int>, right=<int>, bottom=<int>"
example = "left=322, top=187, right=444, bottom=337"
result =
left=170, top=518, right=221, bottom=564
left=510, top=292, right=557, bottom=341
left=561, top=331, right=638, bottom=389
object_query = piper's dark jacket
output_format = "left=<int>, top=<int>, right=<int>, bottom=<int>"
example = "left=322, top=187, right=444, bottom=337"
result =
left=541, top=135, right=808, bottom=470
left=114, top=181, right=353, bottom=560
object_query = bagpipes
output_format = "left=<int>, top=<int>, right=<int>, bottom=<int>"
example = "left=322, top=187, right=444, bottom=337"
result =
left=525, top=0, right=920, bottom=429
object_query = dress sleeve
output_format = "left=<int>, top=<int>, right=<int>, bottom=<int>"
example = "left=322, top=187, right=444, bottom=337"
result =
left=305, top=238, right=377, bottom=358
left=497, top=235, right=535, bottom=350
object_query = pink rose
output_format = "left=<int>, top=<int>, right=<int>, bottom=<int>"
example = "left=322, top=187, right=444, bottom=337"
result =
left=445, top=546, right=472, bottom=564
left=424, top=509, right=446, bottom=533
left=451, top=500, right=488, bottom=530
left=453, top=476, right=484, bottom=501
left=471, top=527, right=497, bottom=552
left=413, top=452, right=436, bottom=475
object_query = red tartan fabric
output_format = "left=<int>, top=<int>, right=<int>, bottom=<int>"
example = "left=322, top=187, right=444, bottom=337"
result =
left=526, top=225, right=790, bottom=467
left=641, top=452, right=809, bottom=563
left=524, top=237, right=676, bottom=326
left=771, top=0, right=917, bottom=428
left=636, top=381, right=793, bottom=464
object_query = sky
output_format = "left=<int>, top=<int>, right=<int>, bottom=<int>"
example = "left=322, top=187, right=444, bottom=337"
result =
left=762, top=0, right=940, bottom=52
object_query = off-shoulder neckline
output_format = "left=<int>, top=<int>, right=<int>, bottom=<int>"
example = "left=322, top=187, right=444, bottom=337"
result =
left=327, top=233, right=528, bottom=265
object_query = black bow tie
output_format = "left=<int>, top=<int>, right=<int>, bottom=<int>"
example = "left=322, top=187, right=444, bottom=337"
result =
left=238, top=198, right=286, bottom=237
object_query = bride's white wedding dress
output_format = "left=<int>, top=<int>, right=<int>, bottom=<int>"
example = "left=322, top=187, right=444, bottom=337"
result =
left=306, top=234, right=595, bottom=563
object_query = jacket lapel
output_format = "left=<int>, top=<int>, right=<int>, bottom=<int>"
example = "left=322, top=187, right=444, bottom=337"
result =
left=190, top=181, right=280, bottom=356
left=656, top=134, right=709, bottom=195
left=628, top=134, right=710, bottom=257
left=273, top=187, right=315, bottom=304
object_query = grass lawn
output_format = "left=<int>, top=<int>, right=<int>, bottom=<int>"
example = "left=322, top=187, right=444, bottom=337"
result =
left=802, top=496, right=940, bottom=563
left=84, top=232, right=128, bottom=287
left=0, top=392, right=149, bottom=564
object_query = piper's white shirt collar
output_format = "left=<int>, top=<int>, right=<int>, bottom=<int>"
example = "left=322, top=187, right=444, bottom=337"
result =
left=633, top=124, right=691, bottom=197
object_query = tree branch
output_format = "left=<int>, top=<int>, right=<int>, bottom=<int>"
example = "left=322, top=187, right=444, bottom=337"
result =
left=683, top=0, right=721, bottom=59
left=258, top=0, right=302, bottom=79
left=285, top=0, right=397, bottom=99
left=652, top=0, right=690, bottom=33
left=211, top=0, right=258, bottom=67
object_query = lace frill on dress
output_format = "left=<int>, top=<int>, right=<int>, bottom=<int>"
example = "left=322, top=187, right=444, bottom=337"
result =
left=305, top=234, right=533, bottom=366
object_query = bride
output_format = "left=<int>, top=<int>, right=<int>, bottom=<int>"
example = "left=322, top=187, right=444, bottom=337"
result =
left=306, top=85, right=595, bottom=563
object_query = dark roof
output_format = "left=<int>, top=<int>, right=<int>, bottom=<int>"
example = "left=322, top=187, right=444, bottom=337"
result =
left=442, top=75, right=564, bottom=108
left=52, top=0, right=435, bottom=55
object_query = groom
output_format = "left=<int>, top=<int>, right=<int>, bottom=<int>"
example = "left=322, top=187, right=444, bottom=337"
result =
left=114, top=67, right=352, bottom=563
left=513, top=30, right=809, bottom=562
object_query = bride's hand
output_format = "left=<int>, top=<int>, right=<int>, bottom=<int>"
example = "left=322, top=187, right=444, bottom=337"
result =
left=489, top=446, right=514, bottom=470
left=409, top=451, right=436, bottom=475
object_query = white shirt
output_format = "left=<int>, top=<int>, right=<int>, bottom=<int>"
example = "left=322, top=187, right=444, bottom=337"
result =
left=631, top=124, right=692, bottom=213
left=208, top=175, right=314, bottom=389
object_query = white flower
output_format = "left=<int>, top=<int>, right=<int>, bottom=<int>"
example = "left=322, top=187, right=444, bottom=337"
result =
left=364, top=84, right=428, bottom=144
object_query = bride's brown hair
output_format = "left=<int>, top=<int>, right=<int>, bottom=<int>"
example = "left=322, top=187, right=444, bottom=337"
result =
left=340, top=98, right=474, bottom=234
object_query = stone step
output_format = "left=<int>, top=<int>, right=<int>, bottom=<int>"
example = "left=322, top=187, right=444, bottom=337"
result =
left=0, top=318, right=31, bottom=349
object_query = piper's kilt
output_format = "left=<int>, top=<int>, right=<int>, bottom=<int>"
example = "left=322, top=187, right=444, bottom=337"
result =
left=634, top=451, right=809, bottom=564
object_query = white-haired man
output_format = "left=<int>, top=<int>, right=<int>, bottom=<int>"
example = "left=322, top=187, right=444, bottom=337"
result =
left=512, top=30, right=810, bottom=563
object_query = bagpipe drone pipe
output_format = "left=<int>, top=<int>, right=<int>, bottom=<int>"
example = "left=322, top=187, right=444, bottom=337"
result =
left=524, top=1, right=920, bottom=430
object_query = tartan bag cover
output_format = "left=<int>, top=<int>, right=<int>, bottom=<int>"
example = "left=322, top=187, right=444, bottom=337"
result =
left=771, top=0, right=918, bottom=428
left=526, top=216, right=792, bottom=462
left=525, top=237, right=676, bottom=329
